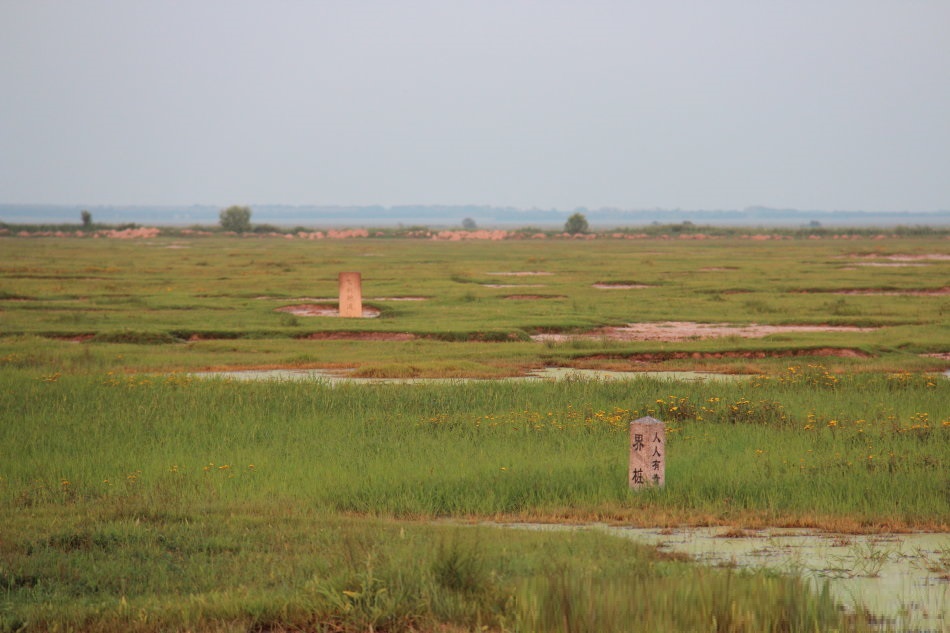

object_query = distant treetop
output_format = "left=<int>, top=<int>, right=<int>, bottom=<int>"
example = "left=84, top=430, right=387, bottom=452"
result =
left=564, top=212, right=589, bottom=234
left=219, top=205, right=252, bottom=233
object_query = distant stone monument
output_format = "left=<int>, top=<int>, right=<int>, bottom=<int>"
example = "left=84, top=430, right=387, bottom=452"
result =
left=338, top=272, right=362, bottom=318
left=629, top=416, right=665, bottom=488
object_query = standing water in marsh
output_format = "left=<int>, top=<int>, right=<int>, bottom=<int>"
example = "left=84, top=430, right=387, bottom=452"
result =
left=497, top=524, right=950, bottom=631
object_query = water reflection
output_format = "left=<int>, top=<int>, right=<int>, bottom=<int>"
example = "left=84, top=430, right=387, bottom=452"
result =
left=496, top=523, right=949, bottom=630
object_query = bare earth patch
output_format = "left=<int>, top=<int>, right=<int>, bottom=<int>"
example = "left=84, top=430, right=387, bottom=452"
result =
left=847, top=253, right=950, bottom=262
left=257, top=296, right=335, bottom=301
left=297, top=332, right=415, bottom=341
left=482, top=284, right=547, bottom=288
left=486, top=271, right=553, bottom=276
left=503, top=294, right=566, bottom=300
left=276, top=304, right=381, bottom=318
left=834, top=287, right=950, bottom=296
left=580, top=348, right=870, bottom=361
left=883, top=254, right=950, bottom=261
left=532, top=321, right=876, bottom=343
left=371, top=296, right=429, bottom=301
left=64, top=334, right=96, bottom=343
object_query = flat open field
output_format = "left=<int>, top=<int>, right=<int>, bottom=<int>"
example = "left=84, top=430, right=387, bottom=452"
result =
left=1, top=235, right=948, bottom=375
left=1, top=235, right=948, bottom=632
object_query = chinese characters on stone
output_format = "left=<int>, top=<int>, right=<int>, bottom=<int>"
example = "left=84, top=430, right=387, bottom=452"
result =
left=338, top=272, right=363, bottom=318
left=629, top=416, right=665, bottom=489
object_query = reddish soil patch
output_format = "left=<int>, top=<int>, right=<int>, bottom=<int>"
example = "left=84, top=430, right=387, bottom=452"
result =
left=922, top=352, right=950, bottom=361
left=580, top=348, right=871, bottom=362
left=592, top=283, right=651, bottom=289
left=257, top=296, right=335, bottom=301
left=833, top=288, right=950, bottom=296
left=482, top=284, right=547, bottom=288
left=276, top=304, right=381, bottom=318
left=531, top=321, right=876, bottom=343
left=297, top=332, right=416, bottom=341
left=486, top=271, right=553, bottom=276
left=503, top=294, right=566, bottom=300
left=371, top=296, right=429, bottom=301
left=853, top=262, right=928, bottom=267
left=42, top=333, right=96, bottom=342
left=883, top=254, right=950, bottom=261
left=699, top=267, right=738, bottom=272
left=847, top=253, right=950, bottom=262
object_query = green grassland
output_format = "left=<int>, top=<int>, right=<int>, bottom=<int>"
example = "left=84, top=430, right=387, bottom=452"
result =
left=1, top=236, right=948, bottom=375
left=1, top=235, right=948, bottom=632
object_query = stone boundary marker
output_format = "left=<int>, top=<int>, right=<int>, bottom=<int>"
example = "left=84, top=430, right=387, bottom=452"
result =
left=629, top=416, right=665, bottom=488
left=338, top=272, right=362, bottom=318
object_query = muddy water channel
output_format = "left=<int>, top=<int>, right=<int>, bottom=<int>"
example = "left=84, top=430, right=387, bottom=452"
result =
left=495, top=524, right=949, bottom=631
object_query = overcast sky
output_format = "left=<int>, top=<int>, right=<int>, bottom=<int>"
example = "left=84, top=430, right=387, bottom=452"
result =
left=2, top=1, right=949, bottom=211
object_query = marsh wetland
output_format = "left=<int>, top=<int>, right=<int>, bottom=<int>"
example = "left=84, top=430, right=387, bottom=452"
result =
left=1, top=234, right=948, bottom=631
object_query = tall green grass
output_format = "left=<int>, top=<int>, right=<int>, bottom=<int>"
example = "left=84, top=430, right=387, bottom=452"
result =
left=2, top=368, right=945, bottom=525
left=2, top=369, right=944, bottom=630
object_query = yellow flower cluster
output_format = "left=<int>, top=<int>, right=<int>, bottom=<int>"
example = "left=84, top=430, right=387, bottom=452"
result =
left=748, top=364, right=841, bottom=389
left=802, top=410, right=947, bottom=440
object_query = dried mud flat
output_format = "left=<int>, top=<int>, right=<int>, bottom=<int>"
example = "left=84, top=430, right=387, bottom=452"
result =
left=578, top=348, right=870, bottom=361
left=851, top=262, right=929, bottom=268
left=846, top=253, right=950, bottom=262
left=841, top=253, right=949, bottom=268
left=297, top=331, right=416, bottom=341
left=485, top=271, right=554, bottom=276
left=834, top=287, right=950, bottom=296
left=532, top=321, right=877, bottom=343
left=371, top=296, right=429, bottom=301
left=503, top=294, right=567, bottom=300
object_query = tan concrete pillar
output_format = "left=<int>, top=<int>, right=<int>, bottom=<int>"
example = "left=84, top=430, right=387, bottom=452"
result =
left=629, top=416, right=665, bottom=488
left=338, top=272, right=362, bottom=318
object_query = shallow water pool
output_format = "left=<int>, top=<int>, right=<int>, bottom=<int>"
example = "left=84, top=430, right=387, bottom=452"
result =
left=495, top=523, right=949, bottom=630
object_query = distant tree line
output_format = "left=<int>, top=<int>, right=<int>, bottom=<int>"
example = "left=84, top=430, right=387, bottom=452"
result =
left=2, top=208, right=948, bottom=239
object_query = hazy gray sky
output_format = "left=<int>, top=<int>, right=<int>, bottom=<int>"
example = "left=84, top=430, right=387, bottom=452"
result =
left=2, top=1, right=949, bottom=211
